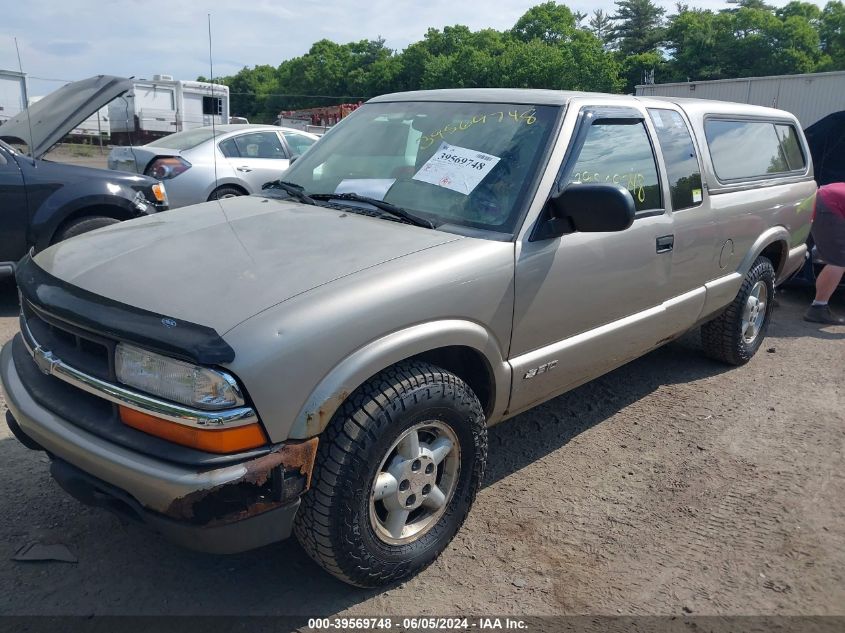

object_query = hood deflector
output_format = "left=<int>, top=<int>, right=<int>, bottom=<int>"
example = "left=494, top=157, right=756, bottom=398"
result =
left=15, top=254, right=235, bottom=365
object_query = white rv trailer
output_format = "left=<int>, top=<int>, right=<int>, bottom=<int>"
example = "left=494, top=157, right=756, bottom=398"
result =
left=28, top=95, right=110, bottom=139
left=108, top=74, right=230, bottom=144
left=0, top=70, right=26, bottom=126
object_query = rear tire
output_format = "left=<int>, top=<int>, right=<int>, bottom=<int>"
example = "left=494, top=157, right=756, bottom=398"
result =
left=55, top=216, right=120, bottom=242
left=701, top=256, right=775, bottom=365
left=294, top=360, right=487, bottom=587
left=208, top=186, right=246, bottom=201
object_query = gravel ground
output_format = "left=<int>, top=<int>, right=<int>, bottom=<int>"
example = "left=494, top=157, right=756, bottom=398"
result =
left=0, top=275, right=842, bottom=617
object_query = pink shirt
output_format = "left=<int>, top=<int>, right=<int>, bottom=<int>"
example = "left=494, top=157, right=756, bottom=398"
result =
left=817, top=182, right=845, bottom=220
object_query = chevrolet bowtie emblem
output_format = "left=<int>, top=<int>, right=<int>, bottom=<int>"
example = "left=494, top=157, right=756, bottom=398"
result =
left=33, top=346, right=59, bottom=376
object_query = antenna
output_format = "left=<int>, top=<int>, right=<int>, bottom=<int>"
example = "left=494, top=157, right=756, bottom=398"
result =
left=207, top=14, right=219, bottom=198
left=14, top=37, right=36, bottom=166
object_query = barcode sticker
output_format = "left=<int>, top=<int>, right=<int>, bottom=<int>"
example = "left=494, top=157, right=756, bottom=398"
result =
left=413, top=142, right=501, bottom=195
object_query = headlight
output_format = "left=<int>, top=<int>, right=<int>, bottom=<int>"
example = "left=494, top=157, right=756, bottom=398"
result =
left=115, top=343, right=244, bottom=410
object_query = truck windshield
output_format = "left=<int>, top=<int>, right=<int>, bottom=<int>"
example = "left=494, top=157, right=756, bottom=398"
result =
left=280, top=101, right=559, bottom=235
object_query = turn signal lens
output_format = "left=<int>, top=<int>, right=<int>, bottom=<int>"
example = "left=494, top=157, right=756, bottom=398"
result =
left=151, top=182, right=167, bottom=203
left=119, top=406, right=267, bottom=454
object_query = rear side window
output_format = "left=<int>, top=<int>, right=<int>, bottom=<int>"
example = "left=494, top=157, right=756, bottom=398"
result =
left=282, top=132, right=315, bottom=156
left=705, top=119, right=804, bottom=181
left=218, top=138, right=239, bottom=158
left=568, top=120, right=662, bottom=212
left=775, top=124, right=806, bottom=171
left=648, top=109, right=703, bottom=210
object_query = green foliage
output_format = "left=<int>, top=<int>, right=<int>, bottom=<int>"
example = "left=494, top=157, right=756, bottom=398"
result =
left=612, top=0, right=666, bottom=54
left=511, top=1, right=577, bottom=43
left=820, top=1, right=845, bottom=67
left=206, top=1, right=845, bottom=123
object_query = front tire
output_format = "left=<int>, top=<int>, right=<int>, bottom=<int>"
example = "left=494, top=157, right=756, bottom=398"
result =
left=55, top=216, right=120, bottom=242
left=294, top=361, right=487, bottom=587
left=208, top=186, right=246, bottom=201
left=701, top=256, right=775, bottom=365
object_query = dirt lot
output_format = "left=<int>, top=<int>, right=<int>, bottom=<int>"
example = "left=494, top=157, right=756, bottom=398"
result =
left=0, top=275, right=842, bottom=617
left=42, top=144, right=109, bottom=170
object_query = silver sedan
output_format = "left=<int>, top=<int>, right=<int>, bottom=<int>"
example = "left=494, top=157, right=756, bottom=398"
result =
left=107, top=124, right=319, bottom=208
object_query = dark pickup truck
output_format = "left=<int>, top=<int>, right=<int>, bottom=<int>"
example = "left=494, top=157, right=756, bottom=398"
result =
left=0, top=76, right=167, bottom=276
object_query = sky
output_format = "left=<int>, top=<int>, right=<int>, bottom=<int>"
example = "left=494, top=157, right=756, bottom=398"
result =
left=0, top=0, right=828, bottom=97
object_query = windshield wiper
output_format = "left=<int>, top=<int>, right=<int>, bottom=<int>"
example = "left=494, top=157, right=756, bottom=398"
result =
left=262, top=180, right=317, bottom=206
left=310, top=192, right=436, bottom=229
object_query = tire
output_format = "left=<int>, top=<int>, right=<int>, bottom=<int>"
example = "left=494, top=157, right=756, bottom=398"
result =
left=294, top=360, right=487, bottom=587
left=701, top=256, right=776, bottom=365
left=208, top=186, right=246, bottom=201
left=55, top=216, right=120, bottom=242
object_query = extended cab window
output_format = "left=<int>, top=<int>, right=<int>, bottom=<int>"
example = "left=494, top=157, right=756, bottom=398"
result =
left=648, top=109, right=703, bottom=210
left=567, top=119, right=661, bottom=212
left=705, top=119, right=803, bottom=181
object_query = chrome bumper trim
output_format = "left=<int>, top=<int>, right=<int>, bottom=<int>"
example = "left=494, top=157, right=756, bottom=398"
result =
left=20, top=320, right=258, bottom=429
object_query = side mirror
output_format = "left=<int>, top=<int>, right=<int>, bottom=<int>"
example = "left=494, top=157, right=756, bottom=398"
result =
left=289, top=154, right=301, bottom=164
left=548, top=184, right=636, bottom=233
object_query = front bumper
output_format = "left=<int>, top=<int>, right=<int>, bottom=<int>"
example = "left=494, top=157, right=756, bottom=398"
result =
left=0, top=340, right=316, bottom=554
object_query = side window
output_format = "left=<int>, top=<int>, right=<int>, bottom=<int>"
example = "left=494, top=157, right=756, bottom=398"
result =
left=233, top=132, right=287, bottom=159
left=775, top=124, right=806, bottom=171
left=218, top=138, right=239, bottom=158
left=282, top=132, right=315, bottom=156
left=567, top=119, right=662, bottom=212
left=202, top=96, right=223, bottom=116
left=648, top=109, right=703, bottom=210
left=705, top=119, right=799, bottom=181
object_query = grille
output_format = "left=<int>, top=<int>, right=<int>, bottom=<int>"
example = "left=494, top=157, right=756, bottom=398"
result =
left=21, top=300, right=115, bottom=381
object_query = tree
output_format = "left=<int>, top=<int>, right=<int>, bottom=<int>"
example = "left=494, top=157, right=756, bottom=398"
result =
left=588, top=9, right=615, bottom=49
left=612, top=0, right=666, bottom=54
left=665, top=8, right=727, bottom=80
left=819, top=1, right=845, bottom=68
left=511, top=2, right=577, bottom=44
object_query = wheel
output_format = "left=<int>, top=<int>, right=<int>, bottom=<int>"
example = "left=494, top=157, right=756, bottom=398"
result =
left=208, top=186, right=246, bottom=201
left=55, top=216, right=120, bottom=242
left=701, top=256, right=775, bottom=365
left=294, top=360, right=487, bottom=587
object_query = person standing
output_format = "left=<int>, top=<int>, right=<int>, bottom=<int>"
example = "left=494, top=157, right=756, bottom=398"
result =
left=804, top=182, right=845, bottom=325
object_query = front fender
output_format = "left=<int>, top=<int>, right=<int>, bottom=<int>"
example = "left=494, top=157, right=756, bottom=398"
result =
left=288, top=319, right=511, bottom=439
left=31, top=184, right=148, bottom=251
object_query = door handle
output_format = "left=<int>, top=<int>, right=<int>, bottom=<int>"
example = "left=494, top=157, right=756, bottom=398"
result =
left=236, top=166, right=253, bottom=172
left=656, top=235, right=674, bottom=254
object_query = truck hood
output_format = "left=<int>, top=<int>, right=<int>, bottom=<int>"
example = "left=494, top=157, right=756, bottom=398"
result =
left=33, top=196, right=462, bottom=334
left=0, top=75, right=131, bottom=159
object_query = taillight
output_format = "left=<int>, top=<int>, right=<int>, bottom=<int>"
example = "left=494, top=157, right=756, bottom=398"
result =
left=145, top=156, right=191, bottom=180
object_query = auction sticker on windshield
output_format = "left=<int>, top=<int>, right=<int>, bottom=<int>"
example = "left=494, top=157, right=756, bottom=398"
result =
left=413, top=142, right=501, bottom=195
